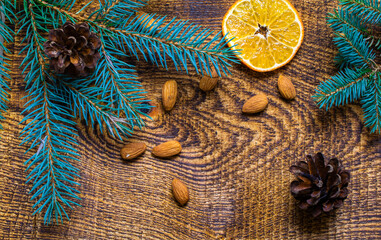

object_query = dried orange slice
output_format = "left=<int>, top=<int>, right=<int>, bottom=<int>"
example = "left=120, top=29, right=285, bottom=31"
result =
left=222, top=0, right=304, bottom=72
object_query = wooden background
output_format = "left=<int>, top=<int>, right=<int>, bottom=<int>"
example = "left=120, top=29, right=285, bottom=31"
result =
left=0, top=0, right=380, bottom=239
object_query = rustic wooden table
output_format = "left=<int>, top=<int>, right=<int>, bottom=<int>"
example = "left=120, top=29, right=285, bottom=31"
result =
left=0, top=0, right=380, bottom=239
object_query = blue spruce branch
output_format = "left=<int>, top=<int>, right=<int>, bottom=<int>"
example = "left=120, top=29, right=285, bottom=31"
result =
left=91, top=0, right=148, bottom=23
left=333, top=26, right=376, bottom=69
left=0, top=0, right=14, bottom=131
left=9, top=0, right=238, bottom=224
left=339, top=0, right=381, bottom=24
left=59, top=43, right=149, bottom=139
left=36, top=0, right=239, bottom=77
left=18, top=2, right=81, bottom=224
left=315, top=0, right=381, bottom=133
left=313, top=68, right=371, bottom=109
left=328, top=8, right=368, bottom=33
left=20, top=77, right=81, bottom=224
left=361, top=73, right=381, bottom=133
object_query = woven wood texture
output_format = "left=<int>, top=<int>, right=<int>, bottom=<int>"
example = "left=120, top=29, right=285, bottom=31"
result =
left=0, top=0, right=380, bottom=239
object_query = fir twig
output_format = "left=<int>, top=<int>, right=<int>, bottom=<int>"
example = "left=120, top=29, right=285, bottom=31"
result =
left=9, top=0, right=238, bottom=224
left=361, top=73, right=381, bottom=133
left=35, top=0, right=239, bottom=77
left=0, top=1, right=14, bottom=132
left=18, top=1, right=81, bottom=224
left=333, top=26, right=376, bottom=69
left=339, top=0, right=381, bottom=24
left=315, top=0, right=381, bottom=133
left=314, top=68, right=371, bottom=109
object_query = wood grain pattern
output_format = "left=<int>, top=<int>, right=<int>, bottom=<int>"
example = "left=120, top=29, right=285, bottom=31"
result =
left=0, top=0, right=380, bottom=239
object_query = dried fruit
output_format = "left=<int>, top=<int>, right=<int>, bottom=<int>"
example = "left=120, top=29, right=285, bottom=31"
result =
left=242, top=93, right=268, bottom=114
left=278, top=75, right=296, bottom=100
left=222, top=0, right=304, bottom=72
left=172, top=178, right=189, bottom=206
left=162, top=80, right=178, bottom=111
left=290, top=153, right=350, bottom=217
left=120, top=142, right=146, bottom=160
left=199, top=68, right=219, bottom=91
left=152, top=140, right=182, bottom=158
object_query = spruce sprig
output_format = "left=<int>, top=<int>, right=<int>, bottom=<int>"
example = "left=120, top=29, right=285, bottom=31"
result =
left=4, top=0, right=238, bottom=224
left=314, top=0, right=381, bottom=134
left=0, top=0, right=14, bottom=132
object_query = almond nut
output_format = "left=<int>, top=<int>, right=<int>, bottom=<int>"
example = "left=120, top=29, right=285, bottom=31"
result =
left=162, top=80, right=178, bottom=111
left=278, top=75, right=296, bottom=100
left=199, top=68, right=219, bottom=91
left=242, top=93, right=268, bottom=114
left=120, top=142, right=146, bottom=160
left=172, top=178, right=189, bottom=206
left=152, top=140, right=182, bottom=158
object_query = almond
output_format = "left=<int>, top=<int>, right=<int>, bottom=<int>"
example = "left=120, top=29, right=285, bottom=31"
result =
left=162, top=80, right=178, bottom=111
left=120, top=142, right=146, bottom=160
left=172, top=178, right=189, bottom=206
left=242, top=93, right=268, bottom=114
left=278, top=75, right=296, bottom=100
left=199, top=68, right=219, bottom=91
left=152, top=140, right=182, bottom=158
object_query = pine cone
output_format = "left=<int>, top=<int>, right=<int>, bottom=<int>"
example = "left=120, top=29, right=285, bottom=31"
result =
left=43, top=22, right=101, bottom=77
left=290, top=153, right=350, bottom=217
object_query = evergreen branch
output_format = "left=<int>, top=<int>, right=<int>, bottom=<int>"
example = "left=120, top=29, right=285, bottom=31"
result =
left=17, top=0, right=151, bottom=139
left=334, top=26, right=376, bottom=69
left=59, top=79, right=142, bottom=139
left=34, top=1, right=240, bottom=77
left=93, top=0, right=148, bottom=23
left=59, top=42, right=149, bottom=140
left=313, top=68, right=372, bottom=109
left=20, top=76, right=80, bottom=224
left=328, top=8, right=368, bottom=34
left=361, top=73, right=381, bottom=133
left=43, top=0, right=78, bottom=11
left=95, top=40, right=148, bottom=127
left=18, top=2, right=81, bottom=224
left=109, top=14, right=240, bottom=76
left=328, top=7, right=381, bottom=50
left=9, top=0, right=241, bottom=224
left=333, top=52, right=355, bottom=70
left=339, top=0, right=381, bottom=24
left=0, top=2, right=13, bottom=131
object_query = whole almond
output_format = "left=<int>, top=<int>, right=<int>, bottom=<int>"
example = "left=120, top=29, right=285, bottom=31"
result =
left=162, top=80, right=178, bottom=111
left=152, top=140, right=182, bottom=158
left=199, top=68, right=219, bottom=91
left=242, top=94, right=268, bottom=114
left=172, top=178, right=189, bottom=206
left=278, top=75, right=296, bottom=100
left=120, top=142, right=146, bottom=160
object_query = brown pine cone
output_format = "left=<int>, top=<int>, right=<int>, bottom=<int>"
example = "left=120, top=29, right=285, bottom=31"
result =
left=43, top=22, right=101, bottom=77
left=290, top=153, right=350, bottom=217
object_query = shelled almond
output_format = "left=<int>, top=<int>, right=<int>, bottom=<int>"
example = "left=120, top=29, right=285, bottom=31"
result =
left=278, top=75, right=296, bottom=100
left=242, top=93, right=268, bottom=114
left=199, top=68, right=219, bottom=91
left=120, top=142, right=146, bottom=160
left=152, top=140, right=182, bottom=158
left=162, top=80, right=178, bottom=111
left=172, top=178, right=189, bottom=206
